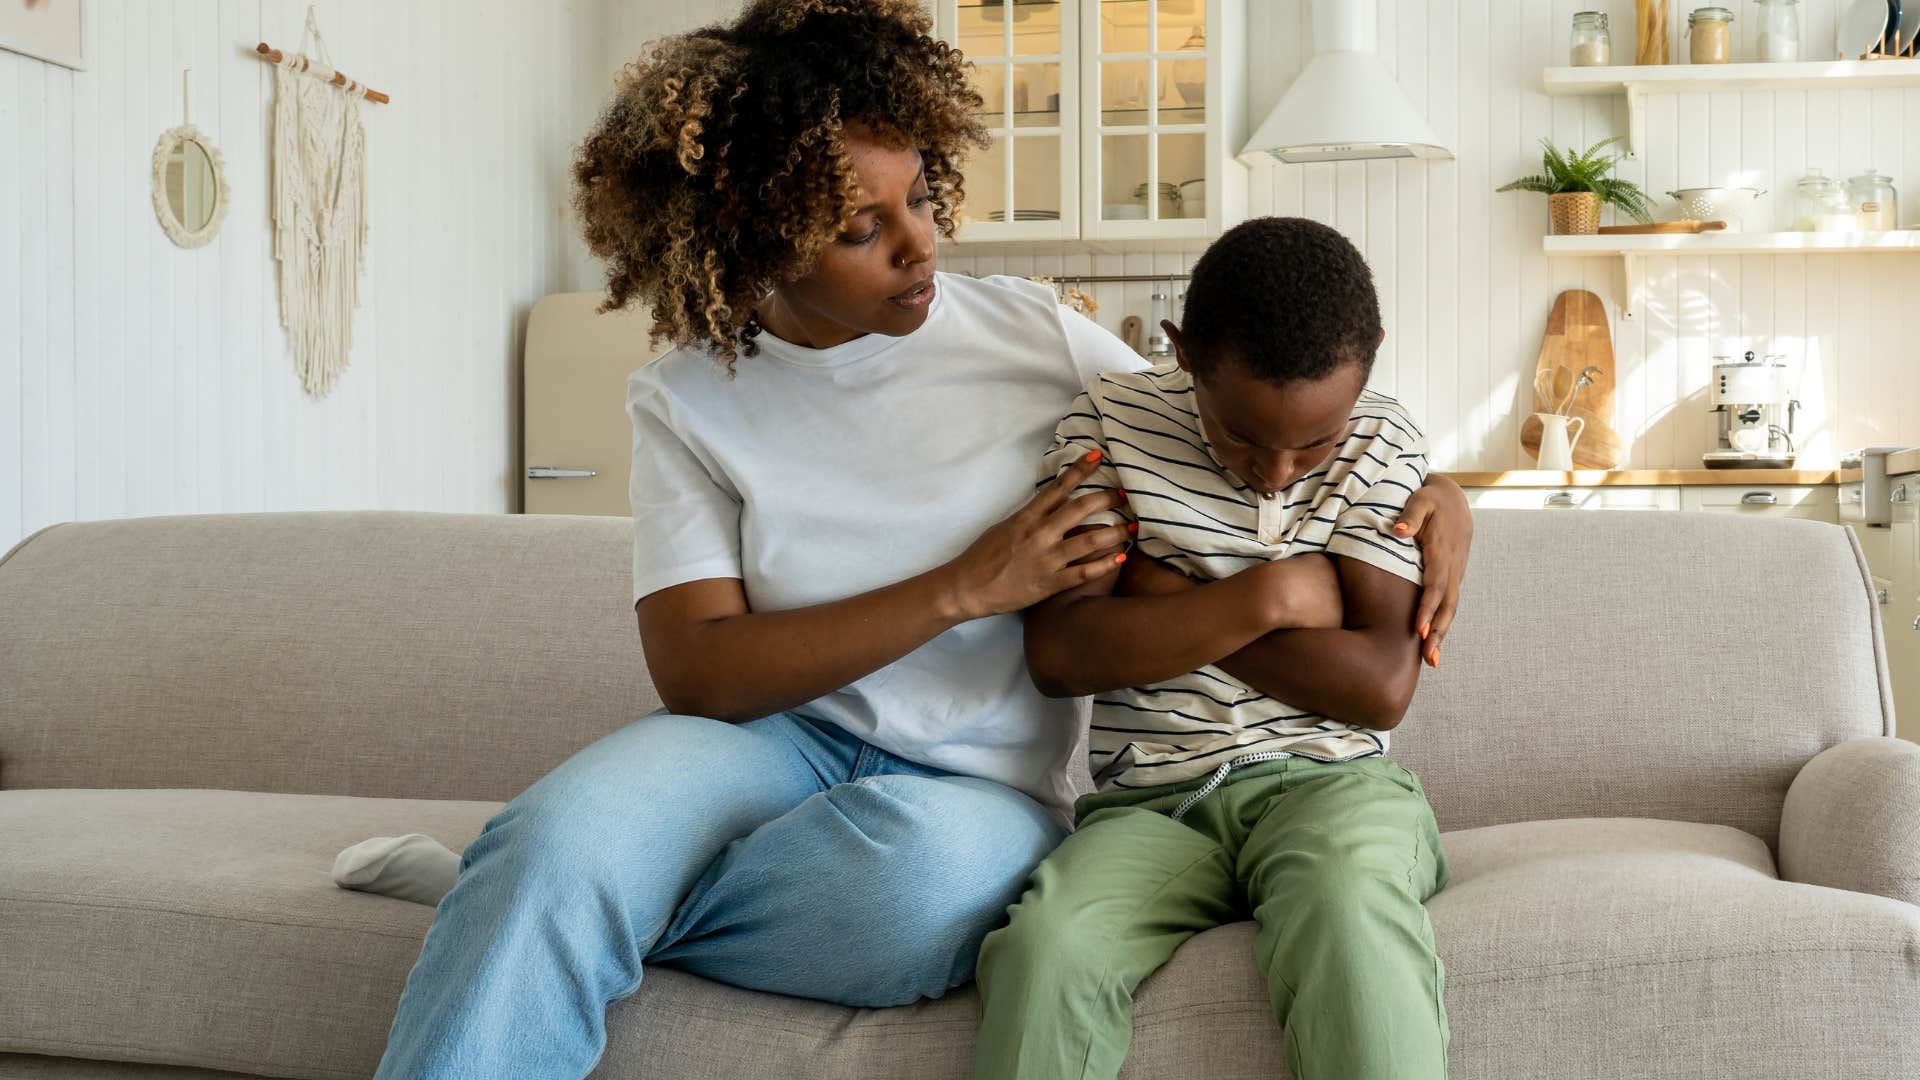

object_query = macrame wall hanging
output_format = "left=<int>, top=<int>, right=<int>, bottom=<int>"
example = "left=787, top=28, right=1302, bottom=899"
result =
left=255, top=9, right=391, bottom=398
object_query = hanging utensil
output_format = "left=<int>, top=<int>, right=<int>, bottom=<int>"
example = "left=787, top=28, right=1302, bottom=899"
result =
left=1533, top=367, right=1557, bottom=407
left=1558, top=365, right=1603, bottom=415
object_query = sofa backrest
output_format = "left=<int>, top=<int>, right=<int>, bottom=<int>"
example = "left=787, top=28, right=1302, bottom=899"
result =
left=0, top=512, right=659, bottom=803
left=1390, top=509, right=1890, bottom=848
left=0, top=509, right=1891, bottom=847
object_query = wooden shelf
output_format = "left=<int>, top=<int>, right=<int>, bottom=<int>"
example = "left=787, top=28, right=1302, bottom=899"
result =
left=1542, top=231, right=1920, bottom=321
left=1541, top=59, right=1920, bottom=156
left=1544, top=59, right=1920, bottom=95
left=1545, top=230, right=1920, bottom=256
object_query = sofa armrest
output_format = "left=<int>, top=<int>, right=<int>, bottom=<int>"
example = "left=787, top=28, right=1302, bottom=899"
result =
left=1780, top=736, right=1920, bottom=904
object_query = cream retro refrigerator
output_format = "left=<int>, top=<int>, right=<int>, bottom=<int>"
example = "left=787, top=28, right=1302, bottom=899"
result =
left=521, top=292, right=672, bottom=517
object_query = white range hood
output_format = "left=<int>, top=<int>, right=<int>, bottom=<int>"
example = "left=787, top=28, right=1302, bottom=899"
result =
left=1240, top=0, right=1451, bottom=165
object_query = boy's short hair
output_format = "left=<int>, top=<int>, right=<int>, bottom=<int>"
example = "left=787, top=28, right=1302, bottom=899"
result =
left=1179, top=217, right=1383, bottom=385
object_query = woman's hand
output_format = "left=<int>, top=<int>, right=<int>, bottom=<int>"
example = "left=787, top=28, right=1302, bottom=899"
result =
left=1394, top=475, right=1474, bottom=668
left=941, top=451, right=1132, bottom=621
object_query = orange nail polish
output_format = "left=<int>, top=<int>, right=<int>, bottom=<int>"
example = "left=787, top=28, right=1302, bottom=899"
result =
left=1114, top=553, right=1127, bottom=564
left=1127, top=522, right=1139, bottom=534
left=1419, top=624, right=1430, bottom=640
left=1394, top=522, right=1409, bottom=533
left=1086, top=449, right=1103, bottom=464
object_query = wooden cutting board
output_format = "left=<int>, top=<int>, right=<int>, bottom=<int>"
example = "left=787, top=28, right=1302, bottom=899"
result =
left=1520, top=289, right=1626, bottom=469
left=1597, top=220, right=1726, bottom=234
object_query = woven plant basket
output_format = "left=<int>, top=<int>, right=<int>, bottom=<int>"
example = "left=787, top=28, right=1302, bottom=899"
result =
left=1549, top=191, right=1602, bottom=235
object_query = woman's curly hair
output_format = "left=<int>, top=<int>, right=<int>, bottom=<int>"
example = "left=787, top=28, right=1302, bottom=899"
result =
left=571, top=0, right=987, bottom=367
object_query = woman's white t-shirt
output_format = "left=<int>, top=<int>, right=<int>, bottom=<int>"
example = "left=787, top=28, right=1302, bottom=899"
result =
left=626, top=273, right=1145, bottom=815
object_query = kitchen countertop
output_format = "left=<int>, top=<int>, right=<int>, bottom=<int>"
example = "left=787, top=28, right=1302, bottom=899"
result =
left=1886, top=449, right=1920, bottom=477
left=1443, top=469, right=1840, bottom=487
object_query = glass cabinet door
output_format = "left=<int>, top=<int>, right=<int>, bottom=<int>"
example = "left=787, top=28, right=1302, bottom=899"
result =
left=945, top=0, right=1077, bottom=240
left=1084, top=0, right=1210, bottom=238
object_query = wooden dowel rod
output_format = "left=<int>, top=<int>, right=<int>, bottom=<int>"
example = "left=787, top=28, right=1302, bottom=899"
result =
left=254, top=42, right=391, bottom=104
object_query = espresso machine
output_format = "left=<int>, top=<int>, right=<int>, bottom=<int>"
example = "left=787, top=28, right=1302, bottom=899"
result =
left=1704, top=351, right=1801, bottom=469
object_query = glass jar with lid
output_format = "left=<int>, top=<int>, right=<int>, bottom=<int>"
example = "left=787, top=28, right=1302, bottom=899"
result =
left=1756, top=0, right=1801, bottom=61
left=1846, top=170, right=1899, bottom=230
left=1687, top=6, right=1735, bottom=63
left=1170, top=25, right=1207, bottom=109
left=1133, top=181, right=1181, bottom=220
left=1570, top=12, right=1612, bottom=66
left=1791, top=169, right=1855, bottom=232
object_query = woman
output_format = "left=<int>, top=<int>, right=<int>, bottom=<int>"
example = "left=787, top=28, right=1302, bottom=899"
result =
left=370, top=2, right=1473, bottom=1076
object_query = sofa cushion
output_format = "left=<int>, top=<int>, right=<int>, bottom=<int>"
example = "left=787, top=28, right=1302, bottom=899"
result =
left=9, top=797, right=1920, bottom=1080
left=596, top=817, right=1920, bottom=1080
left=0, top=790, right=496, bottom=1080
left=0, top=1053, right=271, bottom=1079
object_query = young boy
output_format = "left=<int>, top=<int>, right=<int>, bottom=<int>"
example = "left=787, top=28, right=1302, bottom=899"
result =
left=973, top=217, right=1449, bottom=1080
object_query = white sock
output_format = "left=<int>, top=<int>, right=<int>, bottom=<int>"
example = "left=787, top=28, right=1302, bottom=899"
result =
left=331, top=833, right=461, bottom=906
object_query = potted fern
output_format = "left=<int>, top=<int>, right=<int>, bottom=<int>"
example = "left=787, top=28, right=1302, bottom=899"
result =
left=1498, top=137, right=1655, bottom=235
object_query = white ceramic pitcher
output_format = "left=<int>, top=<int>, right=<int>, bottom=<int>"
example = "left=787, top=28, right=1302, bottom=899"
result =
left=1534, top=412, right=1586, bottom=470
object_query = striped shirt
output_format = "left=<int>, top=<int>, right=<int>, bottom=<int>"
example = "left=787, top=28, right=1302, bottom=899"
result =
left=1041, top=363, right=1428, bottom=792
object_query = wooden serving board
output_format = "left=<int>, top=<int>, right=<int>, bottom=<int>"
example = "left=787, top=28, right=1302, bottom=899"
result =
left=1519, top=289, right=1626, bottom=469
left=1597, top=220, right=1727, bottom=234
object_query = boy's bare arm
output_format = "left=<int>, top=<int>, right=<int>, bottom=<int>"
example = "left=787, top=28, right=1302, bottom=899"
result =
left=1113, top=553, right=1422, bottom=728
left=1022, top=551, right=1336, bottom=699
left=1213, top=557, right=1425, bottom=731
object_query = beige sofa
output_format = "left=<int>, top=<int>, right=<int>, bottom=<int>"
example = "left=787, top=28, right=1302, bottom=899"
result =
left=3, top=508, right=1919, bottom=1080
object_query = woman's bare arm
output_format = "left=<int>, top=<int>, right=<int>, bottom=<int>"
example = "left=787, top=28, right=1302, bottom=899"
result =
left=637, top=452, right=1128, bottom=722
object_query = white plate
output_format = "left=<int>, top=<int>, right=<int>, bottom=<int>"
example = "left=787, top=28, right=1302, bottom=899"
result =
left=1839, top=0, right=1891, bottom=57
left=1900, top=2, right=1919, bottom=53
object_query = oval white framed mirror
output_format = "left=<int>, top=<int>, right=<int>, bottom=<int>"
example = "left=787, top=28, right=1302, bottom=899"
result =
left=151, top=123, right=229, bottom=248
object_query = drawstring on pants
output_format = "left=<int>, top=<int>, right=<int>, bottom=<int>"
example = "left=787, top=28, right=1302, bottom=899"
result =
left=1169, top=750, right=1296, bottom=821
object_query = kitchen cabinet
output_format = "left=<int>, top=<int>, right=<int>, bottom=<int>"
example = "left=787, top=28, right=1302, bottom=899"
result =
left=1679, top=484, right=1837, bottom=520
left=1466, top=484, right=1844, bottom=517
left=1463, top=481, right=1838, bottom=517
left=934, top=0, right=1247, bottom=246
left=1463, top=485, right=1681, bottom=511
left=1881, top=476, right=1920, bottom=742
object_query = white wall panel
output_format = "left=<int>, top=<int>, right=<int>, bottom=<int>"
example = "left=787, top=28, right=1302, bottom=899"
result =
left=0, top=0, right=600, bottom=550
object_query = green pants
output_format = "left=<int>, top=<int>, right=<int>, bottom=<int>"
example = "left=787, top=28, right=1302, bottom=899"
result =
left=973, top=756, right=1450, bottom=1080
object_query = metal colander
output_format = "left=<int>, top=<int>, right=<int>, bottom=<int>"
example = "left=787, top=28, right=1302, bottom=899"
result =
left=1665, top=187, right=1765, bottom=230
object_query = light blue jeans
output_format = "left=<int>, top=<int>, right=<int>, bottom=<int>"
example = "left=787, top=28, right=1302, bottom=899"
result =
left=373, top=710, right=1065, bottom=1079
